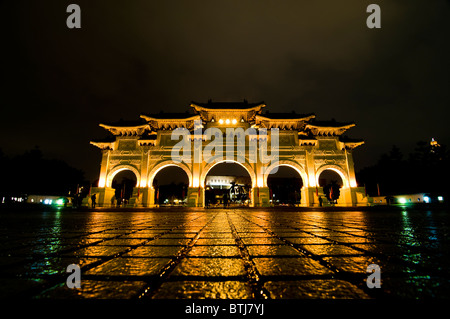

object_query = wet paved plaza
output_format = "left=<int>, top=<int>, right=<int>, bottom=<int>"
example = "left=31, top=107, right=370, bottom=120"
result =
left=1, top=208, right=449, bottom=300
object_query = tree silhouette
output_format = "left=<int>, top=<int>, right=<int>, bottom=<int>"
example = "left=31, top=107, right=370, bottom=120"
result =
left=0, top=147, right=85, bottom=197
left=357, top=140, right=449, bottom=197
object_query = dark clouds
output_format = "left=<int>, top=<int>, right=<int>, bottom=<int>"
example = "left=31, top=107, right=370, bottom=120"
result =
left=1, top=0, right=449, bottom=180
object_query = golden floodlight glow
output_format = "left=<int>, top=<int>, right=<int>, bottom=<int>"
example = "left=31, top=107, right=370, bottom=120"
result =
left=232, top=119, right=237, bottom=124
left=98, top=177, right=106, bottom=188
left=218, top=119, right=224, bottom=124
left=225, top=119, right=230, bottom=124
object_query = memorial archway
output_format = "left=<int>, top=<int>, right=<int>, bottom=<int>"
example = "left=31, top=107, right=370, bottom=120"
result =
left=91, top=100, right=367, bottom=207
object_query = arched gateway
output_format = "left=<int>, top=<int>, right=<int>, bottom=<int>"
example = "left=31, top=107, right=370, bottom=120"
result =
left=90, top=100, right=368, bottom=207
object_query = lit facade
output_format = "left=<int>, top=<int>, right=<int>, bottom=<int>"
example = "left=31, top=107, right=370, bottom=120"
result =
left=90, top=100, right=368, bottom=207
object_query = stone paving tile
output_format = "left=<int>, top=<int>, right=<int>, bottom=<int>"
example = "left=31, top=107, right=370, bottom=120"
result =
left=171, top=257, right=247, bottom=277
left=264, top=280, right=371, bottom=299
left=195, top=238, right=236, bottom=245
left=151, top=281, right=253, bottom=299
left=322, top=256, right=382, bottom=273
left=0, top=209, right=449, bottom=300
left=4, top=257, right=100, bottom=277
left=37, top=280, right=148, bottom=299
left=253, top=257, right=333, bottom=276
left=145, top=238, right=192, bottom=246
left=97, top=238, right=148, bottom=246
left=123, top=245, right=184, bottom=257
left=187, top=245, right=241, bottom=257
left=286, top=237, right=334, bottom=244
left=246, top=245, right=301, bottom=256
left=241, top=237, right=285, bottom=245
left=299, top=244, right=362, bottom=256
left=85, top=257, right=170, bottom=276
left=68, top=245, right=127, bottom=257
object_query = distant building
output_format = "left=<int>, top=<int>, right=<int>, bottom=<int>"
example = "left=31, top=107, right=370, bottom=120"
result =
left=371, top=193, right=444, bottom=205
left=26, top=195, right=72, bottom=206
left=205, top=175, right=251, bottom=188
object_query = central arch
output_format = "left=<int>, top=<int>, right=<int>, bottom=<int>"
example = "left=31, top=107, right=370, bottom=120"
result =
left=200, top=160, right=256, bottom=188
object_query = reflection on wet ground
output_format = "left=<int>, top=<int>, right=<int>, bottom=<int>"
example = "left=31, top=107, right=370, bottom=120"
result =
left=0, top=208, right=449, bottom=299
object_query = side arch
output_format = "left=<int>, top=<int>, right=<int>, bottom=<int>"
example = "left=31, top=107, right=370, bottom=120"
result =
left=200, top=160, right=256, bottom=188
left=263, top=160, right=308, bottom=188
left=106, top=165, right=141, bottom=188
left=147, top=160, right=192, bottom=187
left=315, top=164, right=349, bottom=188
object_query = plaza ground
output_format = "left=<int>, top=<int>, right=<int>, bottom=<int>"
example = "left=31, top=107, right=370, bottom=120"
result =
left=0, top=208, right=449, bottom=300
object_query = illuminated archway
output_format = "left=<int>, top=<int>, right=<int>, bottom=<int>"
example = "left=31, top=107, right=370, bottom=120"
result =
left=263, top=160, right=308, bottom=188
left=147, top=161, right=192, bottom=188
left=315, top=165, right=349, bottom=188
left=106, top=165, right=140, bottom=188
left=151, top=165, right=190, bottom=206
left=266, top=165, right=304, bottom=205
left=201, top=160, right=256, bottom=188
left=202, top=160, right=254, bottom=207
left=111, top=170, right=138, bottom=202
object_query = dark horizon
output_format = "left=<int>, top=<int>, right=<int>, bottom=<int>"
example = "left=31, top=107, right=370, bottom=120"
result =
left=1, top=1, right=449, bottom=183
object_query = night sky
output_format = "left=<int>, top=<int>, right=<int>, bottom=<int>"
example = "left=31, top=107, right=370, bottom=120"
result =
left=1, top=1, right=449, bottom=183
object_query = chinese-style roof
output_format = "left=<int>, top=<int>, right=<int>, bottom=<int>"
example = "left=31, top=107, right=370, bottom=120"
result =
left=140, top=113, right=200, bottom=130
left=99, top=122, right=150, bottom=136
left=304, top=119, right=356, bottom=136
left=339, top=136, right=365, bottom=149
left=90, top=136, right=116, bottom=150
